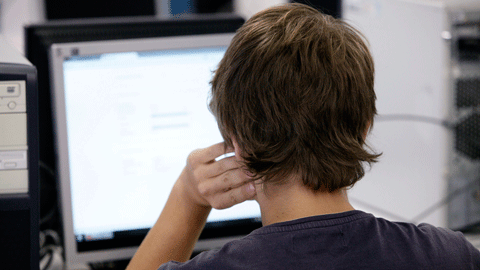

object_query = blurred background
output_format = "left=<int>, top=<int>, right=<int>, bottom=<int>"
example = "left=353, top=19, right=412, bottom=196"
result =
left=1, top=0, right=479, bottom=269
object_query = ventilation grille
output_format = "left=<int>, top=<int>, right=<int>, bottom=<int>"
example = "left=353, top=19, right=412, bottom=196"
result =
left=456, top=114, right=480, bottom=159
left=456, top=78, right=480, bottom=108
left=455, top=74, right=480, bottom=159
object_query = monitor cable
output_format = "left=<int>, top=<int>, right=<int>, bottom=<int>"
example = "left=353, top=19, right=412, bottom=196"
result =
left=40, top=230, right=64, bottom=270
left=362, top=113, right=480, bottom=226
left=39, top=160, right=58, bottom=227
left=39, top=161, right=64, bottom=269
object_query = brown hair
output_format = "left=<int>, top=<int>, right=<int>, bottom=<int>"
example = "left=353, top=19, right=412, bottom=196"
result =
left=209, top=3, right=381, bottom=192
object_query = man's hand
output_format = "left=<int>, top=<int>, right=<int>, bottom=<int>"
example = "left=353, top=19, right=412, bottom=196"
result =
left=126, top=142, right=257, bottom=270
left=177, top=142, right=256, bottom=210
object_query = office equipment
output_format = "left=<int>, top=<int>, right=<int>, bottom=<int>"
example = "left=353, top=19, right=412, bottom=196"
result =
left=25, top=13, right=244, bottom=241
left=0, top=36, right=39, bottom=270
left=343, top=0, right=480, bottom=229
left=49, top=31, right=261, bottom=269
left=25, top=15, right=244, bottom=176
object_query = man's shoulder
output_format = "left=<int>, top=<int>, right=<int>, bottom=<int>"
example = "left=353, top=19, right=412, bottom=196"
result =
left=371, top=216, right=469, bottom=247
left=157, top=236, right=260, bottom=270
left=350, top=215, right=480, bottom=268
left=158, top=212, right=480, bottom=269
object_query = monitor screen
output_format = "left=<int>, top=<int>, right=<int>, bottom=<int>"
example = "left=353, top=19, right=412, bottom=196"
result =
left=49, top=34, right=261, bottom=268
left=24, top=16, right=245, bottom=238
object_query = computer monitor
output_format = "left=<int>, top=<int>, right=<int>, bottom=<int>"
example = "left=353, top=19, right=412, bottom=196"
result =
left=25, top=17, right=245, bottom=237
left=49, top=33, right=261, bottom=269
left=25, top=15, right=244, bottom=190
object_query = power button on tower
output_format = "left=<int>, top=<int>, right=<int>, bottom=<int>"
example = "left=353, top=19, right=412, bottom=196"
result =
left=8, top=102, right=16, bottom=110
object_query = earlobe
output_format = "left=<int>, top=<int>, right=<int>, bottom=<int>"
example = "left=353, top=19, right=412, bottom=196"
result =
left=232, top=138, right=241, bottom=158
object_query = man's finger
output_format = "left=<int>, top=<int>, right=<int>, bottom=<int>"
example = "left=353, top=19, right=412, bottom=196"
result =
left=196, top=167, right=252, bottom=199
left=209, top=168, right=253, bottom=193
left=203, top=156, right=242, bottom=178
left=204, top=142, right=235, bottom=162
left=188, top=142, right=234, bottom=166
left=210, top=182, right=256, bottom=210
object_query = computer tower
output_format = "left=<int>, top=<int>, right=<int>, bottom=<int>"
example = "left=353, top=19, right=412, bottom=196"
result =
left=0, top=36, right=39, bottom=269
left=343, top=0, right=480, bottom=229
left=448, top=8, right=480, bottom=231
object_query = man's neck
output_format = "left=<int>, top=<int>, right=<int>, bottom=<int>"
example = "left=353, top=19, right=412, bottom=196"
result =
left=255, top=178, right=355, bottom=226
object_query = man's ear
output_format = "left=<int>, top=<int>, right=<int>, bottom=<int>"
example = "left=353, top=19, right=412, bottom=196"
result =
left=232, top=137, right=241, bottom=158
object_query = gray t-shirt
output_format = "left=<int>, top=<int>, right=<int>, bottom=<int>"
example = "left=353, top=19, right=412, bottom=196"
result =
left=158, top=210, right=480, bottom=269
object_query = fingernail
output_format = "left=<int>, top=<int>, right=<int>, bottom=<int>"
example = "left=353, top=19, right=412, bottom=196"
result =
left=244, top=170, right=254, bottom=178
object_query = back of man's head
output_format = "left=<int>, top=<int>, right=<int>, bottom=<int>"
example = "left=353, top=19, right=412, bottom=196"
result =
left=209, top=3, right=380, bottom=192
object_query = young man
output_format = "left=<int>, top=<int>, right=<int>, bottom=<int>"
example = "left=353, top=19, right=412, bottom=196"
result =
left=127, top=3, right=480, bottom=269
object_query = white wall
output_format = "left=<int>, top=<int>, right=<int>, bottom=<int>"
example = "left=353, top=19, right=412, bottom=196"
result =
left=0, top=0, right=45, bottom=54
left=234, top=0, right=287, bottom=19
left=343, top=0, right=459, bottom=228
